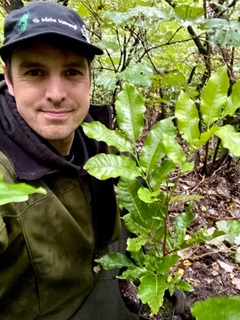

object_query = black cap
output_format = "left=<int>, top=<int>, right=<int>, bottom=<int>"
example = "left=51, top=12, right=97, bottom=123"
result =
left=0, top=1, right=103, bottom=61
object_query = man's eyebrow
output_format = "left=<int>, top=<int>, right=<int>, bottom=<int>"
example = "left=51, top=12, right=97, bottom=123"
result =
left=64, top=61, right=88, bottom=68
left=18, top=61, right=45, bottom=69
left=18, top=61, right=87, bottom=69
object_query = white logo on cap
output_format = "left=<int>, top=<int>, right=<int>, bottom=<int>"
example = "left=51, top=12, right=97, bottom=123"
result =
left=80, top=25, right=90, bottom=43
left=31, top=17, right=78, bottom=31
left=32, top=18, right=40, bottom=23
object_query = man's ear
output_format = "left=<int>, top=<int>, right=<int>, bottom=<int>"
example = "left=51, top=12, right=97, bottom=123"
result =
left=2, top=63, right=14, bottom=96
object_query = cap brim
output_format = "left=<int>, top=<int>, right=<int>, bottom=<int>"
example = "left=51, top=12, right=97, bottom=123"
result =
left=0, top=32, right=104, bottom=60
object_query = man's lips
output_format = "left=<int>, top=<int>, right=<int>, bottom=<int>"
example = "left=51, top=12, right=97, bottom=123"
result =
left=40, top=110, right=72, bottom=119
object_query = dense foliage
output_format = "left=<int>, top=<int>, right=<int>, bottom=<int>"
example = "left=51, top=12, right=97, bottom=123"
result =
left=76, top=0, right=240, bottom=174
left=82, top=73, right=240, bottom=315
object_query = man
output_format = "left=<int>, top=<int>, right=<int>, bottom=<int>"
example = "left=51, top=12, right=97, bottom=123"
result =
left=0, top=1, right=137, bottom=319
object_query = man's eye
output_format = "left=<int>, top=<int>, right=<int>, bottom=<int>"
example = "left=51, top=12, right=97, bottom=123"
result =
left=66, top=69, right=81, bottom=76
left=26, top=70, right=43, bottom=76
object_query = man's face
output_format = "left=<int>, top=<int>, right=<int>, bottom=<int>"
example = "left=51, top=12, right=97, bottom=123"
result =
left=4, top=40, right=91, bottom=155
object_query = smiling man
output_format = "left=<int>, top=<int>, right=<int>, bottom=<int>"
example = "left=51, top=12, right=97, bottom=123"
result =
left=0, top=1, right=137, bottom=320
left=5, top=39, right=91, bottom=155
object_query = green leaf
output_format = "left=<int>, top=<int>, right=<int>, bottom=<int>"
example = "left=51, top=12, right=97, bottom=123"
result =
left=128, top=5, right=166, bottom=20
left=95, top=71, right=117, bottom=90
left=182, top=228, right=222, bottom=249
left=174, top=5, right=204, bottom=22
left=191, top=296, right=240, bottom=320
left=200, top=66, right=229, bottom=127
left=175, top=91, right=200, bottom=148
left=81, top=121, right=132, bottom=153
left=115, top=83, right=146, bottom=142
left=138, top=187, right=161, bottom=203
left=138, top=274, right=169, bottom=315
left=139, top=126, right=164, bottom=173
left=95, top=252, right=135, bottom=270
left=176, top=280, right=194, bottom=292
left=99, top=40, right=120, bottom=51
left=123, top=212, right=150, bottom=236
left=118, top=178, right=166, bottom=232
left=163, top=134, right=193, bottom=171
left=162, top=72, right=186, bottom=87
left=195, top=126, right=219, bottom=147
left=119, top=267, right=148, bottom=282
left=153, top=117, right=176, bottom=137
left=0, top=176, right=46, bottom=205
left=216, top=220, right=240, bottom=245
left=174, top=205, right=195, bottom=247
left=223, top=80, right=240, bottom=118
left=156, top=254, right=180, bottom=274
left=150, top=160, right=176, bottom=189
left=127, top=235, right=148, bottom=252
left=103, top=5, right=166, bottom=26
left=215, top=125, right=240, bottom=157
left=118, top=178, right=146, bottom=216
left=204, top=20, right=240, bottom=48
left=83, top=154, right=142, bottom=180
left=139, top=117, right=175, bottom=173
left=119, top=63, right=153, bottom=87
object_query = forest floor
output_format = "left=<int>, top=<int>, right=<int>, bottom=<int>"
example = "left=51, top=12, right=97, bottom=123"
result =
left=119, top=157, right=240, bottom=319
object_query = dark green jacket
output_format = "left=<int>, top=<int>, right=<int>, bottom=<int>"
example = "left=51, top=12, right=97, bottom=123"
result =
left=0, top=82, right=123, bottom=319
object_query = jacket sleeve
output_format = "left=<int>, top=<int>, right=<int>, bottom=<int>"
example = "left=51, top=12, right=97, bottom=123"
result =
left=0, top=216, right=8, bottom=254
left=0, top=155, right=16, bottom=254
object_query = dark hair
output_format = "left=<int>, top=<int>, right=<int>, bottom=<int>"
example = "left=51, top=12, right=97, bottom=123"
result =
left=4, top=55, right=12, bottom=83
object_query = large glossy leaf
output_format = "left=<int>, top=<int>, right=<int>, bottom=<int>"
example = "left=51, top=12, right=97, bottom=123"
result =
left=155, top=254, right=180, bottom=274
left=0, top=175, right=46, bottom=205
left=117, top=177, right=145, bottom=213
left=191, top=296, right=240, bottom=320
left=83, top=154, right=142, bottom=180
left=223, top=80, right=240, bottom=118
left=150, top=160, right=176, bottom=189
left=81, top=121, right=132, bottom=153
left=175, top=91, right=200, bottom=148
left=200, top=66, right=229, bottom=127
left=138, top=274, right=169, bottom=315
left=139, top=117, right=175, bottom=173
left=123, top=212, right=150, bottom=236
left=163, top=134, right=193, bottom=172
left=118, top=178, right=165, bottom=231
left=115, top=83, right=146, bottom=142
left=214, top=125, right=240, bottom=157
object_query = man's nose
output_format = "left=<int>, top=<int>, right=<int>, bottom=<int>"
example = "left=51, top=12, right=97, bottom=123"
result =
left=45, top=75, right=67, bottom=104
